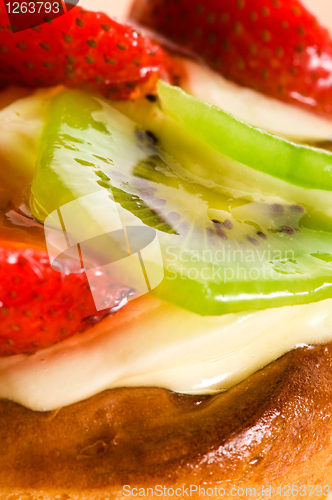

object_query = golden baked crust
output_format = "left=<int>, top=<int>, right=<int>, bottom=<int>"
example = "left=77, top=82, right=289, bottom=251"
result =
left=1, top=342, right=332, bottom=499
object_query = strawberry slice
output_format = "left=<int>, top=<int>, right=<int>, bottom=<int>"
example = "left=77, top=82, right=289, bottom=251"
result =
left=0, top=4, right=178, bottom=99
left=0, top=239, right=130, bottom=356
left=131, top=0, right=332, bottom=115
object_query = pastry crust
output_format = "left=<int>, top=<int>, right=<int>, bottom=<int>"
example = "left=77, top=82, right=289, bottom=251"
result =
left=1, top=342, right=332, bottom=499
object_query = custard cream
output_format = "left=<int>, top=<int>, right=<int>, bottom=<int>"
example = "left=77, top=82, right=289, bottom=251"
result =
left=0, top=296, right=331, bottom=411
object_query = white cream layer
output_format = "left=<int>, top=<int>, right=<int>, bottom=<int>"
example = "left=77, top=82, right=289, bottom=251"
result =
left=1, top=296, right=332, bottom=411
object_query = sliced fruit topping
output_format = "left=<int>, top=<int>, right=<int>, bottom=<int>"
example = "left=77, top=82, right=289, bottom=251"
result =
left=29, top=87, right=332, bottom=315
left=0, top=4, right=177, bottom=99
left=131, top=0, right=332, bottom=115
left=0, top=235, right=132, bottom=356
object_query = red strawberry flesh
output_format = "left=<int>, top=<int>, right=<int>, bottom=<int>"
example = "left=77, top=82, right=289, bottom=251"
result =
left=131, top=0, right=332, bottom=115
left=0, top=237, right=130, bottom=357
left=0, top=4, right=179, bottom=99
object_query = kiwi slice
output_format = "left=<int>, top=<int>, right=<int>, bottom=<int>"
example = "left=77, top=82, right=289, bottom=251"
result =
left=31, top=89, right=332, bottom=315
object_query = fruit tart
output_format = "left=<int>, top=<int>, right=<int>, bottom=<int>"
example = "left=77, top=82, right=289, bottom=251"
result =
left=1, top=0, right=332, bottom=499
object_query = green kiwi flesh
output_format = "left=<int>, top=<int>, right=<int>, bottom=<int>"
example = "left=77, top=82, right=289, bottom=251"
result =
left=30, top=89, right=332, bottom=315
